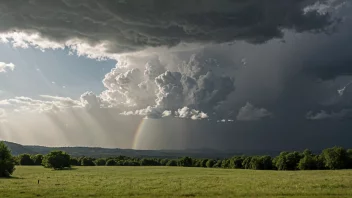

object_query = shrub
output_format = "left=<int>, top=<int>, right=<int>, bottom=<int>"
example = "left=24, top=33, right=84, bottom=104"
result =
left=0, top=142, right=16, bottom=177
left=42, top=151, right=71, bottom=170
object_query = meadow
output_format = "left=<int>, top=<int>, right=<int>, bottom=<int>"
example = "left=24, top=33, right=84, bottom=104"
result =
left=1, top=166, right=352, bottom=198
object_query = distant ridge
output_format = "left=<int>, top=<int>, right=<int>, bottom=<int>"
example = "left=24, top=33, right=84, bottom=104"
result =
left=1, top=140, right=288, bottom=158
left=2, top=141, right=37, bottom=155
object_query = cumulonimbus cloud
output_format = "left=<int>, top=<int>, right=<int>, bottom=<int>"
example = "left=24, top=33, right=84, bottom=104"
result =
left=0, top=0, right=345, bottom=121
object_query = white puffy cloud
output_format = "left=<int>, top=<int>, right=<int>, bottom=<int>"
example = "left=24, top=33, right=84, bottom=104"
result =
left=80, top=92, right=102, bottom=110
left=236, top=102, right=272, bottom=121
left=0, top=95, right=83, bottom=114
left=0, top=62, right=15, bottom=73
left=175, top=107, right=208, bottom=120
left=98, top=51, right=236, bottom=119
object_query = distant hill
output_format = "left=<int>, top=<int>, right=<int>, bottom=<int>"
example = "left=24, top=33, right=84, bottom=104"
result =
left=2, top=140, right=288, bottom=158
left=2, top=141, right=37, bottom=156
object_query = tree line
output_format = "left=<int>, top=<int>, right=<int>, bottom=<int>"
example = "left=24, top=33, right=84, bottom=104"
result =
left=2, top=141, right=352, bottom=177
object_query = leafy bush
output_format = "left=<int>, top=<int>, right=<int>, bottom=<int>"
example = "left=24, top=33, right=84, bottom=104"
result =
left=19, top=154, right=34, bottom=165
left=0, top=142, right=16, bottom=177
left=42, top=151, right=71, bottom=170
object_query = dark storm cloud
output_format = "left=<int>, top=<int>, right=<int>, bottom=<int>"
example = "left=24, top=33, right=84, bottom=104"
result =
left=0, top=0, right=339, bottom=52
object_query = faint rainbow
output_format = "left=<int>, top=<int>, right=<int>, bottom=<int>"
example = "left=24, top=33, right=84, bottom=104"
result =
left=132, top=118, right=147, bottom=150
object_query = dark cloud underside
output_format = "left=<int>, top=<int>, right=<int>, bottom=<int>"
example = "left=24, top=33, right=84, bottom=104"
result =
left=0, top=0, right=337, bottom=52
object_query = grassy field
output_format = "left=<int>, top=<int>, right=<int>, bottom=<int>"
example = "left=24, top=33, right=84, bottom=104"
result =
left=1, top=166, right=352, bottom=198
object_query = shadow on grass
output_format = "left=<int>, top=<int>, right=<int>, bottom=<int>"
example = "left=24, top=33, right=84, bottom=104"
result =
left=0, top=176, right=24, bottom=180
left=50, top=167, right=78, bottom=171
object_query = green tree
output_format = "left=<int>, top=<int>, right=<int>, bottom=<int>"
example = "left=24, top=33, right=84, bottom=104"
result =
left=242, top=156, right=252, bottom=169
left=160, top=159, right=169, bottom=166
left=140, top=158, right=160, bottom=166
left=19, top=154, right=34, bottom=165
left=81, top=157, right=95, bottom=166
left=177, top=157, right=193, bottom=167
left=106, top=159, right=117, bottom=166
left=249, top=156, right=262, bottom=170
left=31, top=154, right=43, bottom=166
left=69, top=158, right=80, bottom=166
left=206, top=159, right=215, bottom=168
left=315, top=155, right=326, bottom=170
left=298, top=149, right=317, bottom=170
left=230, top=156, right=244, bottom=169
left=221, top=159, right=230, bottom=168
left=275, top=151, right=302, bottom=170
left=94, top=158, right=106, bottom=166
left=346, top=149, right=352, bottom=169
left=322, top=146, right=348, bottom=170
left=213, top=160, right=222, bottom=168
left=166, top=159, right=177, bottom=166
left=260, top=155, right=273, bottom=170
left=42, top=151, right=71, bottom=170
left=0, top=142, right=15, bottom=177
left=201, top=159, right=208, bottom=168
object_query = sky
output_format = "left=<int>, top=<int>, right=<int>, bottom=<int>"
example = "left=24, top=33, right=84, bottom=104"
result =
left=0, top=0, right=352, bottom=151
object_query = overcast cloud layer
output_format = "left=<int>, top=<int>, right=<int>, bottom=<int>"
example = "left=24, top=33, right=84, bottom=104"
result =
left=1, top=0, right=352, bottom=150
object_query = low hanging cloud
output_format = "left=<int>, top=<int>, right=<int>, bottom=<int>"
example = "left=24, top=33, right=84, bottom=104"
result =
left=0, top=95, right=83, bottom=114
left=306, top=109, right=352, bottom=120
left=0, top=0, right=340, bottom=55
left=0, top=62, right=15, bottom=73
left=236, top=102, right=272, bottom=121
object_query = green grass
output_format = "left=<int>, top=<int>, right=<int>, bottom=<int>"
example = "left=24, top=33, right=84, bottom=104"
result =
left=1, top=166, right=352, bottom=198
